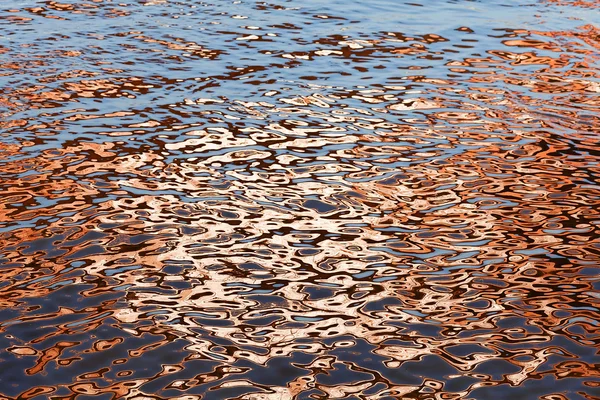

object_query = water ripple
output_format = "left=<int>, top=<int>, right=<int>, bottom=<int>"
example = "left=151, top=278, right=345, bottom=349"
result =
left=1, top=0, right=599, bottom=399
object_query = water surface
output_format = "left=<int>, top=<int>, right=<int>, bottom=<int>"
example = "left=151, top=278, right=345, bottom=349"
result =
left=1, top=0, right=599, bottom=398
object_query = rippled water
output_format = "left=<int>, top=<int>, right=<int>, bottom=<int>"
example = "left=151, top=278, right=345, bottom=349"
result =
left=1, top=0, right=600, bottom=398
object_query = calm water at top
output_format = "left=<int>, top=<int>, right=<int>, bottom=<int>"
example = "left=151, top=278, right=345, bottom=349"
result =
left=0, top=0, right=599, bottom=399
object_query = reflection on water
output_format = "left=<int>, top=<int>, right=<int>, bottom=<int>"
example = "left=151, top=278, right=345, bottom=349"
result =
left=1, top=0, right=599, bottom=398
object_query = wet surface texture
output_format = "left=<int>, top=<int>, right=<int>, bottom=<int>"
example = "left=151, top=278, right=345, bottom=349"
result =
left=1, top=0, right=600, bottom=399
